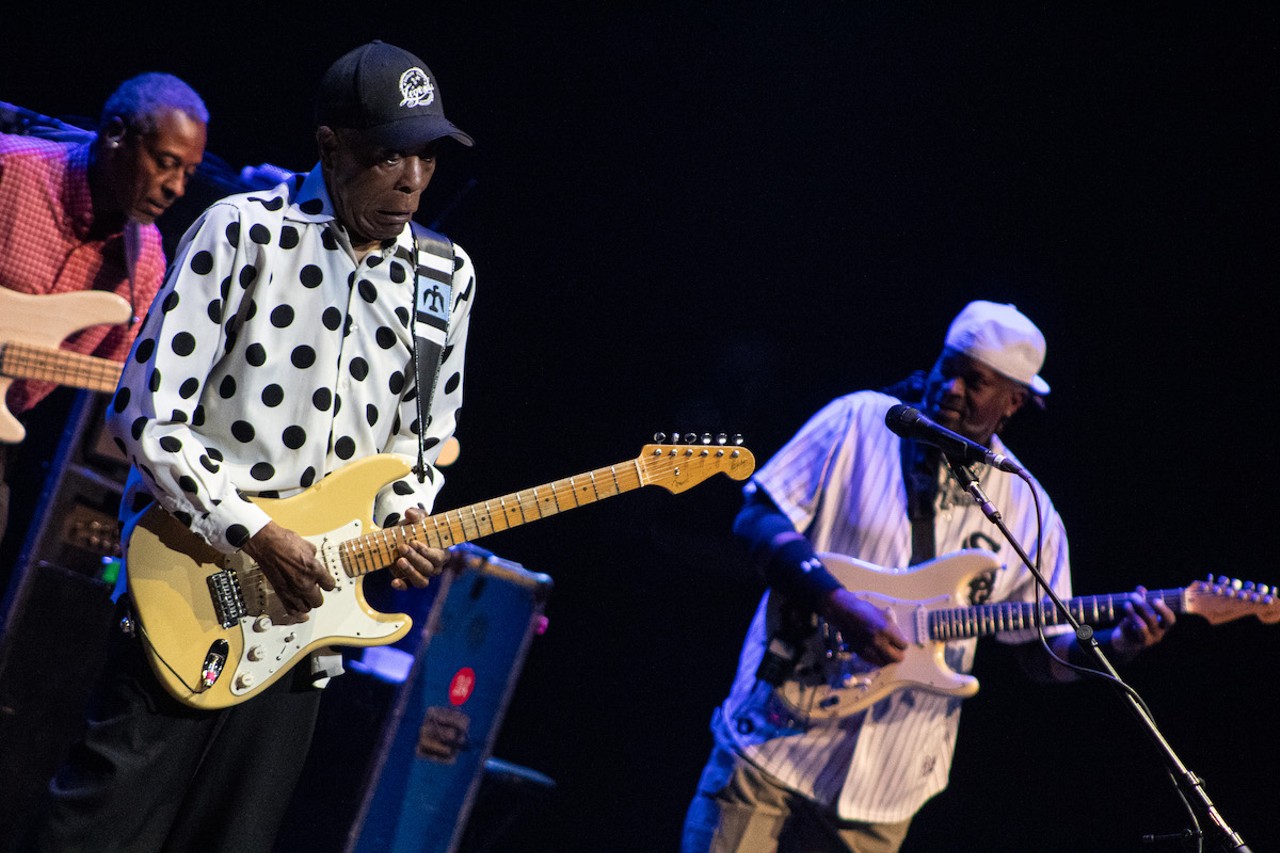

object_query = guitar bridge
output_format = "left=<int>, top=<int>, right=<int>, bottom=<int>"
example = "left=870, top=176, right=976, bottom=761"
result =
left=207, top=567, right=247, bottom=628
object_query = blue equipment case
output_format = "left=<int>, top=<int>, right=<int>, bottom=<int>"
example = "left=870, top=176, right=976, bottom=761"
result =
left=346, top=546, right=553, bottom=853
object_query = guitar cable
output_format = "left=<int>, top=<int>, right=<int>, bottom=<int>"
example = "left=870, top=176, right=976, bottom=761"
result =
left=130, top=614, right=207, bottom=695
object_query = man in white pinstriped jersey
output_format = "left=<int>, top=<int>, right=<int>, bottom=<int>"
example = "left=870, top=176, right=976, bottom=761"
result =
left=682, top=301, right=1175, bottom=852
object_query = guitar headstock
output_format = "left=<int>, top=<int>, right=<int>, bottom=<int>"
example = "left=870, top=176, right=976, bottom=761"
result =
left=1185, top=575, right=1280, bottom=625
left=637, top=433, right=756, bottom=493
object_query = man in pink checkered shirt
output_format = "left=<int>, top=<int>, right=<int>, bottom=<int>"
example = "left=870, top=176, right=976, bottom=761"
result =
left=0, top=73, right=207, bottom=548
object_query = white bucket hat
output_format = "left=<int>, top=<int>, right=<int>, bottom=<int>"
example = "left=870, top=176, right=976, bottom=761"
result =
left=944, top=301, right=1050, bottom=395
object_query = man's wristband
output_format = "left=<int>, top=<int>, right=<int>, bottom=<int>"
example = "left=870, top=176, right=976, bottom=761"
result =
left=764, top=538, right=842, bottom=610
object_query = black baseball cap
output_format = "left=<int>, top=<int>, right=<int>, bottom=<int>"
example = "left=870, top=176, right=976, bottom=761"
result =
left=315, top=40, right=474, bottom=150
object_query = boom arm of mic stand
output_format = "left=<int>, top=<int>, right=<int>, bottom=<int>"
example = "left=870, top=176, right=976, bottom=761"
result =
left=942, top=456, right=1252, bottom=852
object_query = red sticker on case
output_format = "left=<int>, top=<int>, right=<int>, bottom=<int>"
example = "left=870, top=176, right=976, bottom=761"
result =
left=449, top=667, right=476, bottom=705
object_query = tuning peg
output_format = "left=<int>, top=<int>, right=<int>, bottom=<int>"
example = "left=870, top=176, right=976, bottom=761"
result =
left=683, top=432, right=697, bottom=444
left=653, top=432, right=667, bottom=443
left=700, top=433, right=713, bottom=445
left=716, top=433, right=728, bottom=445
left=731, top=434, right=744, bottom=445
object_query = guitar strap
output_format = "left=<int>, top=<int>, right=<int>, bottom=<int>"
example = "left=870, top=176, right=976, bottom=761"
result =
left=900, top=435, right=941, bottom=565
left=408, top=222, right=455, bottom=483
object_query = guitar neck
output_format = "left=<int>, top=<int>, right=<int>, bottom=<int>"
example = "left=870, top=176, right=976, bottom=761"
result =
left=931, top=588, right=1187, bottom=641
left=0, top=340, right=122, bottom=392
left=336, top=457, right=650, bottom=576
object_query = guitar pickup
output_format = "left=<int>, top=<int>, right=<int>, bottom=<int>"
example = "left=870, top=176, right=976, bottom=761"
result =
left=207, top=568, right=247, bottom=627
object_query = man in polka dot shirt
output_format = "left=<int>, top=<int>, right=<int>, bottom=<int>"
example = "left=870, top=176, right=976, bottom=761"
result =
left=36, top=42, right=477, bottom=852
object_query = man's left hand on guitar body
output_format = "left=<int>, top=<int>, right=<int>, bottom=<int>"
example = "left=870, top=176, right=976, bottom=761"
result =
left=389, top=506, right=457, bottom=591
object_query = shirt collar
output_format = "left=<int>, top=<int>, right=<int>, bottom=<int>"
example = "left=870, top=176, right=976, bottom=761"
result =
left=289, top=163, right=334, bottom=223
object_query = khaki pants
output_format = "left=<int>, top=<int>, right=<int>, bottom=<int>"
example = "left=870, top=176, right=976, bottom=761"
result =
left=682, top=739, right=913, bottom=853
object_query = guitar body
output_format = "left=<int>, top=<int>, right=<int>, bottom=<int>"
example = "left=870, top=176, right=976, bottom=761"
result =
left=127, top=455, right=416, bottom=711
left=0, top=288, right=132, bottom=442
left=773, top=550, right=1004, bottom=720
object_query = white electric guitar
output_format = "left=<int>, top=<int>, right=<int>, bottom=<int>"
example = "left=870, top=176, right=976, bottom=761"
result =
left=0, top=287, right=133, bottom=443
left=128, top=440, right=756, bottom=710
left=772, top=550, right=1280, bottom=721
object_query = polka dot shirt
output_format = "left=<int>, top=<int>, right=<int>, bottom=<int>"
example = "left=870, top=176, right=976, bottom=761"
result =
left=107, top=164, right=474, bottom=554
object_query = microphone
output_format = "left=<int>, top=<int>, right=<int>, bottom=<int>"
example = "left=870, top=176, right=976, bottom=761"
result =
left=884, top=404, right=1024, bottom=474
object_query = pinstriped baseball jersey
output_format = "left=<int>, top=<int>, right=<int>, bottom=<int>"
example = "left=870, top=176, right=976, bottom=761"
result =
left=716, top=390, right=1070, bottom=823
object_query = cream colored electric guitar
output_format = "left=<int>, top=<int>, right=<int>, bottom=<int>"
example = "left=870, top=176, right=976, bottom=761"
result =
left=0, top=288, right=133, bottom=443
left=128, top=441, right=756, bottom=709
left=772, top=549, right=1280, bottom=721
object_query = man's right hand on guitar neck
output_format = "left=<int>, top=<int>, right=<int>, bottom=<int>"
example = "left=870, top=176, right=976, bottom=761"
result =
left=242, top=521, right=336, bottom=616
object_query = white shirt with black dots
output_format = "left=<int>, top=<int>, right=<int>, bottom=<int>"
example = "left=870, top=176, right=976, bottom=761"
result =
left=108, top=164, right=474, bottom=554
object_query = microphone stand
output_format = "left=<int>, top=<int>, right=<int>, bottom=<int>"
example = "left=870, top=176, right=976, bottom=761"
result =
left=943, top=455, right=1251, bottom=853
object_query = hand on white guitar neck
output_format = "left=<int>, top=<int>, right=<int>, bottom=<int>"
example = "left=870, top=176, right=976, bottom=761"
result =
left=1040, top=585, right=1176, bottom=680
left=1112, top=585, right=1177, bottom=653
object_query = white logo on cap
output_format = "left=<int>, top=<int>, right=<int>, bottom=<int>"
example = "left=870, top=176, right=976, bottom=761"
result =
left=398, top=67, right=436, bottom=109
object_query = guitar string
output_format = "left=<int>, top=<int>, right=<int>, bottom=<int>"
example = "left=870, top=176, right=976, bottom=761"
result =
left=0, top=341, right=121, bottom=387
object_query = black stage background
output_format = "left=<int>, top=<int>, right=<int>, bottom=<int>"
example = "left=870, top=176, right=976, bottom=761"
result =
left=4, top=4, right=1278, bottom=851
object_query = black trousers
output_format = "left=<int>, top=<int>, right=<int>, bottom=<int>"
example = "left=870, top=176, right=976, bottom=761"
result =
left=30, top=602, right=323, bottom=853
